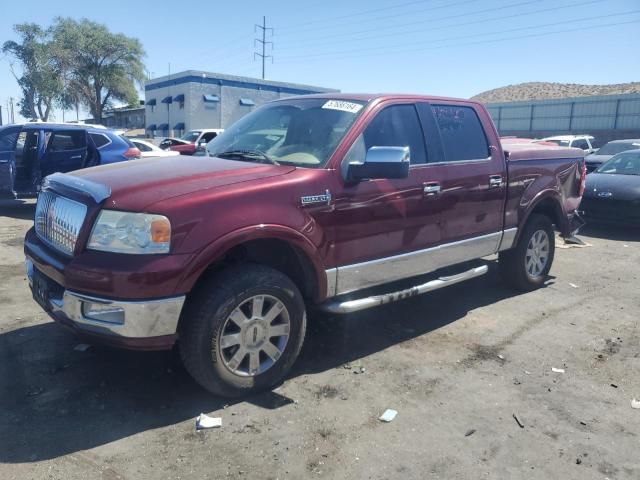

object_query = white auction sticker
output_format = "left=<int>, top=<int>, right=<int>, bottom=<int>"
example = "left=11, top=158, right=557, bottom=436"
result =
left=322, top=100, right=363, bottom=114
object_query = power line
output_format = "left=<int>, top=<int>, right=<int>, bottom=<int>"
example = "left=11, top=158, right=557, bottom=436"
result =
left=254, top=16, right=273, bottom=79
left=278, top=0, right=603, bottom=51
left=278, top=9, right=639, bottom=61
left=275, top=17, right=640, bottom=65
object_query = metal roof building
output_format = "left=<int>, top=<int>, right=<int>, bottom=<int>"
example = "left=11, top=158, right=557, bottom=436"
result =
left=144, top=70, right=338, bottom=137
left=485, top=93, right=640, bottom=144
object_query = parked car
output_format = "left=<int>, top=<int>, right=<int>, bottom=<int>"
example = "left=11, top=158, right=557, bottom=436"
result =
left=581, top=150, right=640, bottom=225
left=158, top=137, right=189, bottom=150
left=169, top=129, right=224, bottom=155
left=584, top=138, right=640, bottom=173
left=0, top=123, right=140, bottom=199
left=130, top=139, right=176, bottom=158
left=24, top=94, right=585, bottom=397
left=539, top=135, right=596, bottom=154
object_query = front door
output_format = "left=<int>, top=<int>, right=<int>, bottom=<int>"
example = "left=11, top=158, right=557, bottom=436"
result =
left=322, top=102, right=448, bottom=295
left=0, top=126, right=21, bottom=197
left=41, top=130, right=88, bottom=177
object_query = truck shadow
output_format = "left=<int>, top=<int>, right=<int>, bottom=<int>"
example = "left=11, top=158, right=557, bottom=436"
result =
left=0, top=200, right=36, bottom=220
left=0, top=265, right=529, bottom=463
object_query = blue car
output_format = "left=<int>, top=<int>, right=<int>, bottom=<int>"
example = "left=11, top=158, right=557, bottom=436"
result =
left=0, top=123, right=140, bottom=198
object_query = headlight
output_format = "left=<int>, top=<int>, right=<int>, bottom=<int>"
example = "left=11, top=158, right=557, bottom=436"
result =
left=87, top=210, right=171, bottom=254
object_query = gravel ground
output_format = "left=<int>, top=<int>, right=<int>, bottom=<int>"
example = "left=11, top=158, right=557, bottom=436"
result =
left=1, top=199, right=638, bottom=480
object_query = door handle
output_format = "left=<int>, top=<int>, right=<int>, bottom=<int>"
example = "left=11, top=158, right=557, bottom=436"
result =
left=423, top=182, right=441, bottom=196
left=70, top=155, right=82, bottom=160
left=489, top=175, right=503, bottom=188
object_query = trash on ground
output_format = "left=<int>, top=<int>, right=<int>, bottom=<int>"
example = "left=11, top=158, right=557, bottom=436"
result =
left=353, top=366, right=366, bottom=374
left=569, top=283, right=579, bottom=289
left=552, top=367, right=565, bottom=373
left=631, top=399, right=640, bottom=409
left=512, top=413, right=525, bottom=428
left=497, top=354, right=505, bottom=360
left=196, top=413, right=222, bottom=430
left=556, top=235, right=592, bottom=249
left=576, top=458, right=582, bottom=465
left=524, top=370, right=531, bottom=375
left=74, top=343, right=91, bottom=352
left=610, top=383, right=618, bottom=388
left=26, top=387, right=44, bottom=397
left=464, top=429, right=476, bottom=437
left=579, top=421, right=587, bottom=426
left=379, top=409, right=398, bottom=422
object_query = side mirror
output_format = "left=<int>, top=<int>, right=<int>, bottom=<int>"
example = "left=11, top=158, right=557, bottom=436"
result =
left=347, top=146, right=410, bottom=182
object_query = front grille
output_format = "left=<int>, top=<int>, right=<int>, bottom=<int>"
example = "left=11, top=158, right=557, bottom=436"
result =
left=35, top=191, right=87, bottom=255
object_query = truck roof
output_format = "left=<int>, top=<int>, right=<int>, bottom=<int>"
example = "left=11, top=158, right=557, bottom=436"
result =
left=275, top=93, right=484, bottom=105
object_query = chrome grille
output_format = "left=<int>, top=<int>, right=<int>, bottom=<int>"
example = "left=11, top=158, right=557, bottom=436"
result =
left=35, top=191, right=87, bottom=255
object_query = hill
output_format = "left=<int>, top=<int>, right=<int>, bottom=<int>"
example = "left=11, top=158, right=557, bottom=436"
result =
left=471, top=82, right=640, bottom=103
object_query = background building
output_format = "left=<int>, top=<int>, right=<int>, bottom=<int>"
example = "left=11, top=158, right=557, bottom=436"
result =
left=144, top=70, right=338, bottom=138
left=485, top=93, right=640, bottom=144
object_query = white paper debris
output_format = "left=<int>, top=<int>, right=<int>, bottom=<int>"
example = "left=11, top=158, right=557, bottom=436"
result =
left=74, top=343, right=91, bottom=352
left=551, top=367, right=565, bottom=373
left=524, top=371, right=532, bottom=375
left=498, top=355, right=505, bottom=360
left=379, top=409, right=398, bottom=422
left=196, top=413, right=222, bottom=430
left=631, top=399, right=640, bottom=409
left=569, top=283, right=579, bottom=289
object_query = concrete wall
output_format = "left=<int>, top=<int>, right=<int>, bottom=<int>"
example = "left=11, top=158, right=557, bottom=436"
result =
left=145, top=70, right=338, bottom=137
left=485, top=93, right=640, bottom=144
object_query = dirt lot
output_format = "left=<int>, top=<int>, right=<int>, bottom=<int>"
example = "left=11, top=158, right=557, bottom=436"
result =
left=1, top=200, right=638, bottom=480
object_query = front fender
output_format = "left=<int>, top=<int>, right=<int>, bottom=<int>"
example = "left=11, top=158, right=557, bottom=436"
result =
left=174, top=224, right=328, bottom=299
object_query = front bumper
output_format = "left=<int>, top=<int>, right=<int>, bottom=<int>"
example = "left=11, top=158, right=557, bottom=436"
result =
left=26, top=257, right=185, bottom=350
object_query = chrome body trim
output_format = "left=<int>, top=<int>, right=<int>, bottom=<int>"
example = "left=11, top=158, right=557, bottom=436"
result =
left=325, top=268, right=338, bottom=298
left=44, top=172, right=111, bottom=203
left=333, top=231, right=502, bottom=296
left=26, top=258, right=184, bottom=338
left=497, top=227, right=518, bottom=251
left=321, top=265, right=488, bottom=314
left=35, top=191, right=87, bottom=256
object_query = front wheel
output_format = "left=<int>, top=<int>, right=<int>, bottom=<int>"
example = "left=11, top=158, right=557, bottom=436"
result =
left=499, top=214, right=555, bottom=291
left=179, top=265, right=307, bottom=397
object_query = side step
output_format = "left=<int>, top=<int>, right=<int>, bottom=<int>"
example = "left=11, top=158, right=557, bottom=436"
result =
left=320, top=265, right=488, bottom=314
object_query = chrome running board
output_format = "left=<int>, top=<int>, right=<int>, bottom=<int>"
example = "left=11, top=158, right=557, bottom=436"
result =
left=320, top=265, right=488, bottom=314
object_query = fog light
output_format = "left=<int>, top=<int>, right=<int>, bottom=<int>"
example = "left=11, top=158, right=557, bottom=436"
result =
left=82, top=302, right=125, bottom=324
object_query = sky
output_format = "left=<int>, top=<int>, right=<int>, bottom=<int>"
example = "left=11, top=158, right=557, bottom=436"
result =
left=1, top=0, right=639, bottom=123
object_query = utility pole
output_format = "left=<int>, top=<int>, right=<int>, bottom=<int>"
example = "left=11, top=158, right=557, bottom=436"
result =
left=0, top=105, right=3, bottom=126
left=254, top=16, right=273, bottom=79
left=9, top=97, right=15, bottom=123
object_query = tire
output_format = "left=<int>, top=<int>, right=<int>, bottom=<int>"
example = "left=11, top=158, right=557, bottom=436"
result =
left=179, top=264, right=307, bottom=397
left=499, top=214, right=555, bottom=291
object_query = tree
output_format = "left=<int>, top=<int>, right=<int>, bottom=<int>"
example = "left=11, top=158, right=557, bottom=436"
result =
left=2, top=23, right=62, bottom=121
left=52, top=18, right=145, bottom=123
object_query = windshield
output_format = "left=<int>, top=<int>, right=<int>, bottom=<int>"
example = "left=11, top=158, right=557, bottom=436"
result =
left=595, top=141, right=640, bottom=156
left=181, top=130, right=201, bottom=142
left=206, top=98, right=366, bottom=168
left=595, top=152, right=640, bottom=175
left=546, top=139, right=571, bottom=147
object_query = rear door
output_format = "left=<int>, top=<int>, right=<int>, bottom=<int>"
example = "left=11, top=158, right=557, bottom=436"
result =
left=41, top=130, right=88, bottom=176
left=423, top=102, right=507, bottom=253
left=0, top=126, right=21, bottom=197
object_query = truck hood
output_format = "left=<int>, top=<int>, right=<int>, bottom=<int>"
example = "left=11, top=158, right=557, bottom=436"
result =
left=71, top=155, right=295, bottom=210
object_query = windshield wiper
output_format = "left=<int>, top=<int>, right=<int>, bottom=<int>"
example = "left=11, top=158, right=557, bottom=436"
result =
left=214, top=149, right=279, bottom=165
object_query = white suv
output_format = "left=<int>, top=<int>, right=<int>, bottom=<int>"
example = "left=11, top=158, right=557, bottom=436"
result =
left=539, top=135, right=596, bottom=153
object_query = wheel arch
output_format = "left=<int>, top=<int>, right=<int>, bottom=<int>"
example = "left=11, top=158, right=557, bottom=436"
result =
left=176, top=225, right=327, bottom=304
left=515, top=190, right=568, bottom=245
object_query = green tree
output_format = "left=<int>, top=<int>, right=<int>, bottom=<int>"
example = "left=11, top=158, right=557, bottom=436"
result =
left=2, top=23, right=62, bottom=121
left=52, top=18, right=145, bottom=123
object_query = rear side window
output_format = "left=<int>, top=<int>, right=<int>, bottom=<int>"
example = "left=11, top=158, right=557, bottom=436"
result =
left=90, top=133, right=111, bottom=149
left=47, top=131, right=86, bottom=151
left=431, top=105, right=489, bottom=161
left=571, top=139, right=589, bottom=150
left=134, top=141, right=152, bottom=152
left=119, top=135, right=136, bottom=148
left=201, top=132, right=218, bottom=142
left=0, top=128, right=20, bottom=151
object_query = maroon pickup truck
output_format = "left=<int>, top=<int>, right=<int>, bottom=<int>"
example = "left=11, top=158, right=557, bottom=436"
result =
left=24, top=94, right=585, bottom=397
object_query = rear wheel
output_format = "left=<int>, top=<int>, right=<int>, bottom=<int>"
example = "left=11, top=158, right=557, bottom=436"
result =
left=499, top=214, right=555, bottom=291
left=179, top=265, right=306, bottom=397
